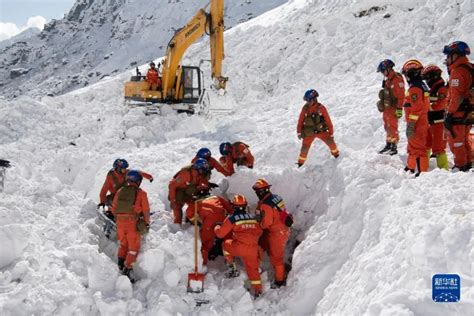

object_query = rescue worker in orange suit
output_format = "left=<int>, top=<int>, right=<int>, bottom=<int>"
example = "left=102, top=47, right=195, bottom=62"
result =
left=442, top=41, right=473, bottom=171
left=421, top=64, right=449, bottom=169
left=253, top=179, right=294, bottom=288
left=218, top=142, right=254, bottom=176
left=168, top=158, right=211, bottom=224
left=297, top=89, right=339, bottom=167
left=98, top=159, right=153, bottom=219
left=376, top=59, right=406, bottom=155
left=186, top=184, right=233, bottom=264
left=401, top=60, right=430, bottom=176
left=191, top=147, right=230, bottom=177
left=214, top=194, right=263, bottom=299
left=111, top=170, right=150, bottom=283
left=146, top=62, right=161, bottom=90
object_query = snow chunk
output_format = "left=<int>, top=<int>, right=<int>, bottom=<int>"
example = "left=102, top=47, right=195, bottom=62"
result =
left=0, top=224, right=30, bottom=269
left=137, top=248, right=165, bottom=278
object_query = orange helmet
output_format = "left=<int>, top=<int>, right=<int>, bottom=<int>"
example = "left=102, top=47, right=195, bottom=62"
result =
left=231, top=194, right=248, bottom=207
left=421, top=64, right=442, bottom=80
left=252, top=178, right=271, bottom=190
left=402, top=59, right=423, bottom=75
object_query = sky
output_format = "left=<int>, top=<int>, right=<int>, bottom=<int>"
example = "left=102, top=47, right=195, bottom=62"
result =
left=0, top=0, right=75, bottom=41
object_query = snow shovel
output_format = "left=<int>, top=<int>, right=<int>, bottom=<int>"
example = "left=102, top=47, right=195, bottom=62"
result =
left=187, top=200, right=205, bottom=293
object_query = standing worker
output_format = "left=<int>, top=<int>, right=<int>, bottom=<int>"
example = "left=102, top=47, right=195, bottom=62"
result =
left=442, top=41, right=473, bottom=171
left=146, top=62, right=161, bottom=90
left=296, top=89, right=339, bottom=167
left=401, top=59, right=430, bottom=176
left=421, top=64, right=449, bottom=169
left=253, top=179, right=293, bottom=288
left=376, top=59, right=406, bottom=155
left=215, top=194, right=263, bottom=299
left=111, top=170, right=151, bottom=283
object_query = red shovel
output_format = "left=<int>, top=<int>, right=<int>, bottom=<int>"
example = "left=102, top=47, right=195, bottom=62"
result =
left=187, top=200, right=205, bottom=293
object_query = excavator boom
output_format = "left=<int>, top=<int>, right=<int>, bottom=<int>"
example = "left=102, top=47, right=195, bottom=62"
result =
left=161, top=0, right=226, bottom=100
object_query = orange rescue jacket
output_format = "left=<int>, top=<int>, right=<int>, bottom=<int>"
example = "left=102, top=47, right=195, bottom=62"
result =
left=447, top=56, right=473, bottom=117
left=215, top=210, right=262, bottom=245
left=297, top=102, right=334, bottom=135
left=111, top=184, right=150, bottom=224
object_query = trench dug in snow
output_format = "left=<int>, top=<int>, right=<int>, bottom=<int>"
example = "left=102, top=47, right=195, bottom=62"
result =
left=87, top=154, right=341, bottom=306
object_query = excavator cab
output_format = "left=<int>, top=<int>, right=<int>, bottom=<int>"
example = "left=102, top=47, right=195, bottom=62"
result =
left=181, top=66, right=202, bottom=104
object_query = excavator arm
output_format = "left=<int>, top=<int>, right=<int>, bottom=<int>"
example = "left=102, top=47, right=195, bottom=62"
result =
left=161, top=0, right=226, bottom=100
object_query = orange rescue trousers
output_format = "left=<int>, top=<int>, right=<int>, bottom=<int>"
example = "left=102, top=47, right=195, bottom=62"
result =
left=406, top=122, right=429, bottom=173
left=447, top=124, right=473, bottom=167
left=223, top=240, right=262, bottom=294
left=117, top=218, right=141, bottom=269
left=260, top=230, right=289, bottom=282
left=426, top=123, right=447, bottom=155
left=383, top=107, right=399, bottom=143
left=171, top=201, right=187, bottom=224
left=298, top=132, right=339, bottom=165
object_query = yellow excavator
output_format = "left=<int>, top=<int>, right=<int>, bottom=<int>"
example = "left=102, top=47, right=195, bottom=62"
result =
left=124, top=0, right=227, bottom=114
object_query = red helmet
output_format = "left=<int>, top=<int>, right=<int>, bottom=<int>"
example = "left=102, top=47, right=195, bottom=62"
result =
left=402, top=59, right=423, bottom=75
left=231, top=194, right=248, bottom=207
left=421, top=64, right=442, bottom=80
left=252, top=178, right=271, bottom=190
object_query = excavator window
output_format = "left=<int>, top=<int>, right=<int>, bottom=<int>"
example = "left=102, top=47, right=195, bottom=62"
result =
left=182, top=66, right=202, bottom=103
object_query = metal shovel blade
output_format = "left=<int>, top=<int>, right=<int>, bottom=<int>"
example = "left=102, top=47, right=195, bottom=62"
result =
left=187, top=272, right=205, bottom=293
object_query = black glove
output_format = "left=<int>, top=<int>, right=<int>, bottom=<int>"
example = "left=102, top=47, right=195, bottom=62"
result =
left=0, top=159, right=11, bottom=168
left=149, top=177, right=154, bottom=183
left=105, top=210, right=115, bottom=221
left=209, top=182, right=219, bottom=189
left=208, top=238, right=224, bottom=261
left=97, top=203, right=106, bottom=209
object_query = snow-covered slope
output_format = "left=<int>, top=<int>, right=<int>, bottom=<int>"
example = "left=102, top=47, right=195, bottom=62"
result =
left=0, top=0, right=286, bottom=99
left=0, top=0, right=473, bottom=315
left=0, top=28, right=41, bottom=52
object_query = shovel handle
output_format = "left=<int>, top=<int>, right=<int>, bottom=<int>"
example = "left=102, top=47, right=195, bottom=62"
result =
left=194, top=200, right=199, bottom=273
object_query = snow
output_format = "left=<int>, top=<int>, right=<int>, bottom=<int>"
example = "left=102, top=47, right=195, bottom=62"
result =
left=0, top=0, right=473, bottom=315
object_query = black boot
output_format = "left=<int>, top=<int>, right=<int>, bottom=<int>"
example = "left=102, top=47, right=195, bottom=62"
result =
left=117, top=258, right=125, bottom=271
left=378, top=142, right=391, bottom=154
left=404, top=166, right=415, bottom=173
left=387, top=143, right=398, bottom=156
left=224, top=262, right=239, bottom=278
left=271, top=280, right=286, bottom=289
left=122, top=267, right=136, bottom=284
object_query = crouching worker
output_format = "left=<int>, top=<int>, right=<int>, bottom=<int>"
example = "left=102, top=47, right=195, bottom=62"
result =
left=111, top=170, right=150, bottom=283
left=219, top=141, right=255, bottom=175
left=186, top=183, right=233, bottom=264
left=168, top=158, right=211, bottom=224
left=214, top=195, right=263, bottom=299
left=297, top=89, right=339, bottom=167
